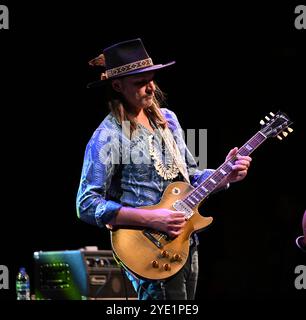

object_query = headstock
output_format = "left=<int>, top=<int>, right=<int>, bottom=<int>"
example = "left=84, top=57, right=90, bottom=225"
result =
left=259, top=111, right=293, bottom=140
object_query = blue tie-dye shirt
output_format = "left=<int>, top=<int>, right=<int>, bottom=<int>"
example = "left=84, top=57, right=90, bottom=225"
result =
left=76, top=108, right=215, bottom=228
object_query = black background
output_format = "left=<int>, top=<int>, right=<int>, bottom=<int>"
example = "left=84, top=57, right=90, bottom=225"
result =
left=0, top=1, right=305, bottom=304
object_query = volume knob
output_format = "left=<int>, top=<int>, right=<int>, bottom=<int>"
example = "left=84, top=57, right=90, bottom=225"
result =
left=161, top=250, right=169, bottom=258
left=163, top=263, right=171, bottom=271
left=172, top=253, right=182, bottom=261
left=152, top=260, right=159, bottom=268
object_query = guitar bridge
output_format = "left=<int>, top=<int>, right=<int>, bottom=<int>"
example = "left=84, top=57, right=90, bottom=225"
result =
left=143, top=230, right=168, bottom=248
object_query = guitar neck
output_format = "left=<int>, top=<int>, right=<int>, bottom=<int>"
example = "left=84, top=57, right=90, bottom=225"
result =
left=183, top=131, right=267, bottom=208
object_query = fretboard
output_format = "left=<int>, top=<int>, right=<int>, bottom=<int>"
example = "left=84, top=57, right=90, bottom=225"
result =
left=183, top=131, right=267, bottom=208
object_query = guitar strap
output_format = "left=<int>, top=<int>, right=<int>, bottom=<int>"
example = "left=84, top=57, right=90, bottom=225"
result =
left=158, top=126, right=190, bottom=184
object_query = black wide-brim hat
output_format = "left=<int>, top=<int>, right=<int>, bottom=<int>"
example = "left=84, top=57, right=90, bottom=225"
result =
left=87, top=38, right=175, bottom=88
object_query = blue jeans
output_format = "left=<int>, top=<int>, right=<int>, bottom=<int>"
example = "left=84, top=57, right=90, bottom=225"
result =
left=127, top=243, right=199, bottom=300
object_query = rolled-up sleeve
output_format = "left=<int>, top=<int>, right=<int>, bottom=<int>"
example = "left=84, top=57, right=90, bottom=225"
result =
left=76, top=126, right=122, bottom=228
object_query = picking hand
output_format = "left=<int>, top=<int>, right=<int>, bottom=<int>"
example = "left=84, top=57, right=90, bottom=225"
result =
left=149, top=209, right=187, bottom=238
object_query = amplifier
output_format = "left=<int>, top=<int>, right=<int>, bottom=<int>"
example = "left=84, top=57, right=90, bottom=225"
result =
left=83, top=248, right=137, bottom=300
left=33, top=247, right=137, bottom=300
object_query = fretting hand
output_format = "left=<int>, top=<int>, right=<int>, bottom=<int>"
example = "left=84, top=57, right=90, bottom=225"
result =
left=226, top=147, right=252, bottom=183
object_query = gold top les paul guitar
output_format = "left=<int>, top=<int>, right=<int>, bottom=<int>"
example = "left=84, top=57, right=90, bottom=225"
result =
left=111, top=111, right=293, bottom=280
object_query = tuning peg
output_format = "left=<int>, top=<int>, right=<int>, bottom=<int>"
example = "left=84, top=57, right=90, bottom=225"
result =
left=265, top=116, right=270, bottom=121
left=277, top=135, right=283, bottom=140
left=260, top=120, right=265, bottom=125
left=269, top=112, right=275, bottom=117
left=282, top=131, right=288, bottom=137
left=287, top=127, right=293, bottom=133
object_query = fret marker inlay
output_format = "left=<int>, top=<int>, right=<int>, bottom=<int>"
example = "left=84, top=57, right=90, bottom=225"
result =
left=220, top=169, right=227, bottom=175
left=245, top=144, right=253, bottom=151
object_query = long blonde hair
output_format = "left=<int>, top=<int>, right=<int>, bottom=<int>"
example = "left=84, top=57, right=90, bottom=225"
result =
left=107, top=82, right=168, bottom=133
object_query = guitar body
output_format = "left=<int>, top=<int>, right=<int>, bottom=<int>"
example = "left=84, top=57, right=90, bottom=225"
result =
left=111, top=181, right=213, bottom=280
